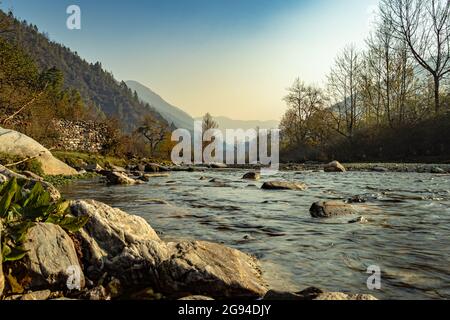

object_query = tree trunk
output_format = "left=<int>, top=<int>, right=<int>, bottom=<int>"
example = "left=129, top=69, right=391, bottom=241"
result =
left=434, top=75, right=440, bottom=114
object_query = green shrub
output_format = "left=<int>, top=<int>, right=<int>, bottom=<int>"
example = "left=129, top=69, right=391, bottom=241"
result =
left=0, top=177, right=89, bottom=262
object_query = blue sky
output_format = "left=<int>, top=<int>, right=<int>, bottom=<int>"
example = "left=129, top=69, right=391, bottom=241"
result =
left=1, top=0, right=379, bottom=120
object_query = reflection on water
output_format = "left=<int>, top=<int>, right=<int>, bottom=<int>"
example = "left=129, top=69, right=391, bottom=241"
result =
left=60, top=170, right=450, bottom=299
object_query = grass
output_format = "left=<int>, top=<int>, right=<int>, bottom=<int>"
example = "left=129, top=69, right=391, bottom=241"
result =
left=43, top=172, right=101, bottom=187
left=52, top=151, right=129, bottom=169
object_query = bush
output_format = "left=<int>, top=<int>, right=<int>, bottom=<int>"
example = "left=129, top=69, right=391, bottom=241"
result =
left=0, top=177, right=89, bottom=262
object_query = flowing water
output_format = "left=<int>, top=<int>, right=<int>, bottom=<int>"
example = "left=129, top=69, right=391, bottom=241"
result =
left=60, top=170, right=450, bottom=300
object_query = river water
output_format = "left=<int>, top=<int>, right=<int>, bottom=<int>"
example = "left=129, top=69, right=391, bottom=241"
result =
left=60, top=170, right=450, bottom=300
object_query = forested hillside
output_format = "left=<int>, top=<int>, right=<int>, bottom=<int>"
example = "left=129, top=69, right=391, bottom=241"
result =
left=0, top=9, right=166, bottom=132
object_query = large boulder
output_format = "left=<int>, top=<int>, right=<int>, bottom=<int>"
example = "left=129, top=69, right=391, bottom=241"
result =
left=324, top=161, right=346, bottom=173
left=0, top=128, right=78, bottom=176
left=157, top=241, right=267, bottom=298
left=69, top=200, right=170, bottom=286
left=70, top=200, right=267, bottom=299
left=261, top=181, right=307, bottom=191
left=310, top=201, right=357, bottom=218
left=315, top=292, right=377, bottom=300
left=8, top=223, right=85, bottom=292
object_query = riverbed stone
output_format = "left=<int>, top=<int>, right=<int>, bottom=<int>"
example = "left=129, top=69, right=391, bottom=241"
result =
left=104, top=171, right=144, bottom=185
left=70, top=200, right=268, bottom=298
left=69, top=200, right=167, bottom=286
left=0, top=128, right=78, bottom=176
left=324, top=161, right=346, bottom=173
left=431, top=167, right=445, bottom=174
left=243, top=172, right=261, bottom=181
left=157, top=241, right=267, bottom=298
left=310, top=201, right=357, bottom=218
left=8, top=223, right=85, bottom=292
left=315, top=292, right=377, bottom=300
left=261, top=181, right=307, bottom=191
left=209, top=163, right=228, bottom=169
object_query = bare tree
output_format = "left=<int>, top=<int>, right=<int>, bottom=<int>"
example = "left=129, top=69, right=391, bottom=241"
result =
left=202, top=113, right=219, bottom=133
left=327, top=45, right=363, bottom=140
left=380, top=0, right=450, bottom=113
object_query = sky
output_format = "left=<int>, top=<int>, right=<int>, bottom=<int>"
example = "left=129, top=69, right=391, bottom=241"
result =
left=1, top=0, right=379, bottom=121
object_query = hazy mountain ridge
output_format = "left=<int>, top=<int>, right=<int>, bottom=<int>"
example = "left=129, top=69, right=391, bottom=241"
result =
left=126, top=80, right=195, bottom=131
left=0, top=10, right=167, bottom=132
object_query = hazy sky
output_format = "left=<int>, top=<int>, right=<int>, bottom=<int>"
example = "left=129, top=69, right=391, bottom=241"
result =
left=1, top=0, right=379, bottom=121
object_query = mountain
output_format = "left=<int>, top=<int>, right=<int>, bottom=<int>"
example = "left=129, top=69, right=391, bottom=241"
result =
left=126, top=80, right=195, bottom=131
left=0, top=10, right=166, bottom=132
left=194, top=116, right=279, bottom=131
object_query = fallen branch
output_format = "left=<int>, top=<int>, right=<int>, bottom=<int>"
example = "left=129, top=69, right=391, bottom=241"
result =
left=4, top=147, right=55, bottom=168
left=2, top=85, right=47, bottom=125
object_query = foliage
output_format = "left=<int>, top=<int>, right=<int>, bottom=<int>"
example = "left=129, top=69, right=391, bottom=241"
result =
left=0, top=153, right=44, bottom=177
left=0, top=178, right=89, bottom=262
left=0, top=9, right=168, bottom=133
left=280, top=1, right=450, bottom=163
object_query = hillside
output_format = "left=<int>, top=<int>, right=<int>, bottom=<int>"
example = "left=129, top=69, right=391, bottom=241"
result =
left=126, top=80, right=195, bottom=131
left=0, top=10, right=166, bottom=132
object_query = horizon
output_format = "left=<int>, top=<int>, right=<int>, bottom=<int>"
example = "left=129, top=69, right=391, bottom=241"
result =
left=1, top=0, right=378, bottom=121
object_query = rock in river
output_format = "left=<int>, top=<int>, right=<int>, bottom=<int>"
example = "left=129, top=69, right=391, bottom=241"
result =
left=243, top=172, right=261, bottom=181
left=262, top=181, right=307, bottom=191
left=103, top=171, right=144, bottom=185
left=310, top=201, right=357, bottom=218
left=324, top=161, right=346, bottom=173
left=8, top=223, right=85, bottom=291
left=70, top=200, right=267, bottom=298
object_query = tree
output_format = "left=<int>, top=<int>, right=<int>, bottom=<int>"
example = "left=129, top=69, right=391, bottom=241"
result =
left=280, top=79, right=328, bottom=146
left=327, top=45, right=363, bottom=140
left=380, top=0, right=450, bottom=113
left=202, top=113, right=219, bottom=133
left=136, top=114, right=169, bottom=157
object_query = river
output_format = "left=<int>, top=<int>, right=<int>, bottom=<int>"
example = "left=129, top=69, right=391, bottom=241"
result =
left=60, top=169, right=450, bottom=300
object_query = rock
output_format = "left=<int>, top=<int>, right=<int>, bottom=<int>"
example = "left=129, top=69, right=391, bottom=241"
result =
left=157, top=241, right=267, bottom=298
left=69, top=200, right=168, bottom=286
left=143, top=173, right=170, bottom=178
left=20, top=290, right=52, bottom=301
left=199, top=176, right=209, bottom=181
left=179, top=295, right=215, bottom=300
left=310, top=201, right=357, bottom=218
left=145, top=163, right=169, bottom=173
left=264, top=287, right=324, bottom=300
left=348, top=216, right=368, bottom=224
left=372, top=166, right=388, bottom=172
left=0, top=220, right=4, bottom=298
left=85, top=163, right=104, bottom=172
left=77, top=169, right=87, bottom=175
left=315, top=292, right=377, bottom=300
left=104, top=171, right=144, bottom=185
left=82, top=286, right=111, bottom=301
left=261, top=181, right=307, bottom=191
left=0, top=173, right=7, bottom=184
left=431, top=167, right=445, bottom=174
left=243, top=172, right=261, bottom=181
left=9, top=223, right=85, bottom=291
left=324, top=161, right=346, bottom=173
left=108, top=165, right=127, bottom=173
left=0, top=165, right=61, bottom=201
left=22, top=171, right=44, bottom=181
left=70, top=200, right=267, bottom=299
left=209, top=163, right=228, bottom=169
left=0, top=128, right=78, bottom=176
